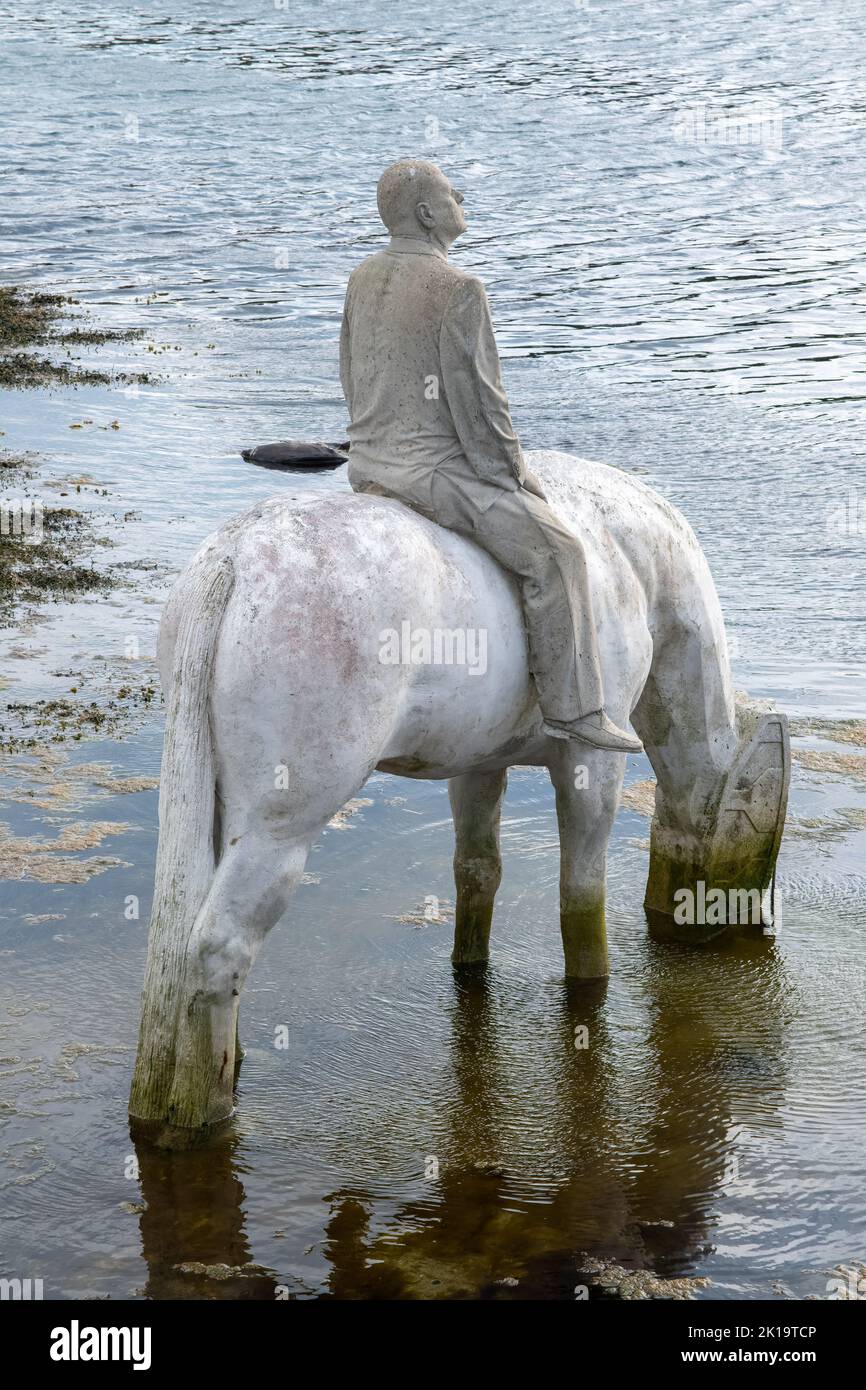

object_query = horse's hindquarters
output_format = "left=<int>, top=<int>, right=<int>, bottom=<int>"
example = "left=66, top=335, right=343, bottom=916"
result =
left=211, top=496, right=537, bottom=794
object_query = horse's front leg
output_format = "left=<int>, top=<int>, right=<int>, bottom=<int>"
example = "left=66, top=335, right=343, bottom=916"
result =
left=547, top=742, right=626, bottom=980
left=448, top=767, right=508, bottom=965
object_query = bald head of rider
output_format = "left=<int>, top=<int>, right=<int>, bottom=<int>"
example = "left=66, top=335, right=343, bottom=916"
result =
left=376, top=159, right=467, bottom=254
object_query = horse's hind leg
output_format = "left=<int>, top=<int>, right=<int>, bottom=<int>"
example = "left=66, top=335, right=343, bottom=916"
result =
left=547, top=742, right=625, bottom=980
left=449, top=768, right=508, bottom=965
left=164, top=827, right=310, bottom=1137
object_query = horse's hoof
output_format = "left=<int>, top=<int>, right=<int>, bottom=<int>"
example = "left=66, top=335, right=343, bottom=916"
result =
left=128, top=1107, right=236, bottom=1151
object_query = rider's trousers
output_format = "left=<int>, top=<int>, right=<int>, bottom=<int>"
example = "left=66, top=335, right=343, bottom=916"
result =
left=348, top=458, right=605, bottom=723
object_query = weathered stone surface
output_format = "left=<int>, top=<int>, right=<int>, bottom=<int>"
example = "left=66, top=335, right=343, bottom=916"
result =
left=129, top=449, right=788, bottom=1142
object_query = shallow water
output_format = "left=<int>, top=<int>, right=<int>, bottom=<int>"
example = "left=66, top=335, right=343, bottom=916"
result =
left=1, top=0, right=865, bottom=1299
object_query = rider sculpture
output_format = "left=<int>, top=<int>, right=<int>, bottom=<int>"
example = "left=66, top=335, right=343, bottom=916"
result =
left=340, top=158, right=641, bottom=755
left=126, top=164, right=790, bottom=1145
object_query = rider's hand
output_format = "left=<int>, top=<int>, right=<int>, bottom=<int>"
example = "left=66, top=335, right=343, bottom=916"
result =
left=521, top=470, right=547, bottom=501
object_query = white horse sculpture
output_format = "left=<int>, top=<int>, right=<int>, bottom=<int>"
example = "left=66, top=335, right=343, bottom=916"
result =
left=129, top=451, right=789, bottom=1145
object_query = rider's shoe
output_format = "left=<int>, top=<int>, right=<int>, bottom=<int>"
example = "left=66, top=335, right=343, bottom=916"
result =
left=543, top=709, right=643, bottom=754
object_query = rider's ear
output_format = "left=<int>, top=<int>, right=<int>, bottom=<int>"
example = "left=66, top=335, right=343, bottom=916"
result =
left=415, top=200, right=435, bottom=229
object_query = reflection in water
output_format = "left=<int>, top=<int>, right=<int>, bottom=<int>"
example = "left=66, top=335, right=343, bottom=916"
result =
left=135, top=1134, right=277, bottom=1299
left=130, top=934, right=789, bottom=1299
left=312, top=934, right=789, bottom=1299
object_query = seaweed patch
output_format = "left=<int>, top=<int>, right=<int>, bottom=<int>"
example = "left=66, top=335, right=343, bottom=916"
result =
left=0, top=285, right=152, bottom=391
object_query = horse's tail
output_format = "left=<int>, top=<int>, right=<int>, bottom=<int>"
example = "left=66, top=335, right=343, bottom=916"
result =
left=129, top=548, right=235, bottom=1130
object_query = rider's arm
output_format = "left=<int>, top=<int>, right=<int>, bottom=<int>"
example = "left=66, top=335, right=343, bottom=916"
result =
left=339, top=290, right=353, bottom=417
left=439, top=276, right=527, bottom=492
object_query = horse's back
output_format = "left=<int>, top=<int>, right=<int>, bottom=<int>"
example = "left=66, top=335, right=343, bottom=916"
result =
left=188, top=487, right=536, bottom=780
left=162, top=451, right=705, bottom=783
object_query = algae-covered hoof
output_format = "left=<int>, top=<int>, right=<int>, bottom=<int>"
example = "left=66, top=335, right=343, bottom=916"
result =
left=645, top=712, right=790, bottom=937
left=560, top=900, right=609, bottom=981
left=128, top=1108, right=236, bottom=1153
left=451, top=897, right=495, bottom=965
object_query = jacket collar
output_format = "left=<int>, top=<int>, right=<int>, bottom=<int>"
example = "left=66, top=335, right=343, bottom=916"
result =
left=385, top=236, right=448, bottom=262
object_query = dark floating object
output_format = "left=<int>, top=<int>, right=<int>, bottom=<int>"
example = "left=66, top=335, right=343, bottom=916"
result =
left=241, top=439, right=349, bottom=471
